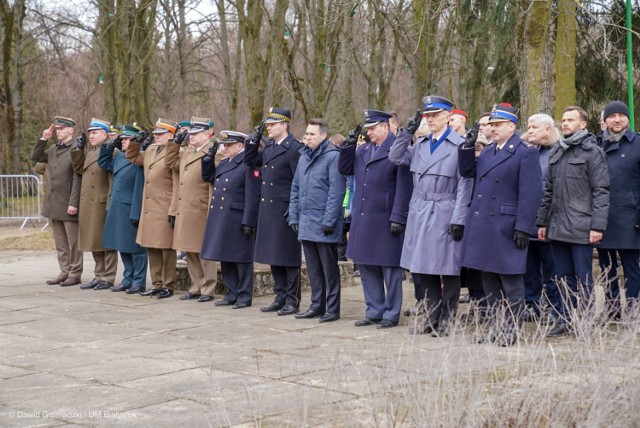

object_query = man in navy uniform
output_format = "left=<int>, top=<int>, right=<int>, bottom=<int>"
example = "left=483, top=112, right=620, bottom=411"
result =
left=202, top=131, right=261, bottom=308
left=339, top=110, right=412, bottom=329
left=98, top=124, right=148, bottom=293
left=460, top=103, right=542, bottom=346
left=390, top=97, right=473, bottom=336
left=244, top=107, right=304, bottom=316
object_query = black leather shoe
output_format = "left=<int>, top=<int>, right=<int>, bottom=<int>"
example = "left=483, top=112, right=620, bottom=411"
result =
left=354, top=318, right=381, bottom=327
left=277, top=304, right=299, bottom=316
left=126, top=286, right=145, bottom=294
left=80, top=278, right=100, bottom=290
left=260, top=301, right=284, bottom=312
left=295, top=309, right=323, bottom=319
left=139, top=288, right=161, bottom=296
left=180, top=292, right=201, bottom=300
left=111, top=284, right=131, bottom=292
left=156, top=288, right=174, bottom=299
left=198, top=295, right=214, bottom=302
left=214, top=299, right=235, bottom=306
left=546, top=322, right=570, bottom=338
left=233, top=301, right=251, bottom=309
left=94, top=281, right=113, bottom=290
left=319, top=312, right=340, bottom=323
left=377, top=319, right=398, bottom=329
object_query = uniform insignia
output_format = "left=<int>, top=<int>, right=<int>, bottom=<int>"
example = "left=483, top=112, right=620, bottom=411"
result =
left=253, top=169, right=261, bottom=179
left=220, top=131, right=228, bottom=140
left=509, top=145, right=513, bottom=148
left=426, top=96, right=432, bottom=104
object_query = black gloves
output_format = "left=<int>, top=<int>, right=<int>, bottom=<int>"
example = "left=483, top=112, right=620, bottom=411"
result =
left=207, top=141, right=219, bottom=158
left=247, top=121, right=266, bottom=146
left=242, top=225, right=255, bottom=238
left=513, top=230, right=530, bottom=250
left=109, top=135, right=123, bottom=150
left=322, top=225, right=334, bottom=235
left=290, top=224, right=299, bottom=234
left=448, top=224, right=464, bottom=241
left=173, top=130, right=188, bottom=145
left=134, top=130, right=150, bottom=143
left=464, top=121, right=480, bottom=149
left=168, top=215, right=176, bottom=229
left=390, top=222, right=405, bottom=235
left=403, top=109, right=422, bottom=135
left=141, top=135, right=153, bottom=151
left=131, top=219, right=139, bottom=228
left=76, top=133, right=87, bottom=150
left=343, top=124, right=362, bottom=149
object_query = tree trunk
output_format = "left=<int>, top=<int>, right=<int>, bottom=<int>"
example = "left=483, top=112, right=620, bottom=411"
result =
left=554, top=0, right=577, bottom=119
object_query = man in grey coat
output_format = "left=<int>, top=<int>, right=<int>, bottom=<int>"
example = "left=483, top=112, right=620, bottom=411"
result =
left=31, top=116, right=83, bottom=286
left=537, top=106, right=610, bottom=337
left=390, top=96, right=473, bottom=336
left=289, top=118, right=346, bottom=323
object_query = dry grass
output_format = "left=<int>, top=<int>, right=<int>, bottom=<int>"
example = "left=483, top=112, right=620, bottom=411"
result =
left=0, top=228, right=55, bottom=250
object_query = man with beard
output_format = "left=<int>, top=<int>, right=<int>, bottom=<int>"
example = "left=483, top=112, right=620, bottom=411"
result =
left=537, top=106, right=609, bottom=337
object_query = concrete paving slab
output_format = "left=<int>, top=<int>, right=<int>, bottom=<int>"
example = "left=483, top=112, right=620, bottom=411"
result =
left=0, top=331, right=68, bottom=359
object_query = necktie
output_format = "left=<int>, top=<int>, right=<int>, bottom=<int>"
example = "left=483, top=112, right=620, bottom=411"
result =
left=495, top=145, right=501, bottom=155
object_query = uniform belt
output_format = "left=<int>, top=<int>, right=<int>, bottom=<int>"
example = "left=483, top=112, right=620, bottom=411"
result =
left=414, top=192, right=456, bottom=201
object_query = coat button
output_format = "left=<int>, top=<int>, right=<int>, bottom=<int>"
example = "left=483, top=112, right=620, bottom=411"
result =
left=474, top=211, right=479, bottom=215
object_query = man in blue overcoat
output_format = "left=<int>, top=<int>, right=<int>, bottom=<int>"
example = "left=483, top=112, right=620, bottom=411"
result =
left=289, top=119, right=346, bottom=322
left=597, top=100, right=640, bottom=320
left=244, top=108, right=304, bottom=316
left=340, top=109, right=412, bottom=329
left=98, top=124, right=148, bottom=293
left=201, top=131, right=261, bottom=308
left=459, top=103, right=542, bottom=346
left=390, top=97, right=473, bottom=336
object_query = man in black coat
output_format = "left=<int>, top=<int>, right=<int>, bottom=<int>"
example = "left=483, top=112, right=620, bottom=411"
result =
left=244, top=108, right=304, bottom=316
left=597, top=101, right=640, bottom=320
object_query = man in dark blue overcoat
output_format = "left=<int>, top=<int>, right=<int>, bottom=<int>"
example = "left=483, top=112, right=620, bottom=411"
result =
left=244, top=108, right=304, bottom=316
left=459, top=104, right=542, bottom=346
left=340, top=109, right=412, bottom=329
left=98, top=124, right=148, bottom=293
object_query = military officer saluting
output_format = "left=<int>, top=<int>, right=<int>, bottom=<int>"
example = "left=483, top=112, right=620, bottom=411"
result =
left=71, top=118, right=119, bottom=290
left=166, top=117, right=220, bottom=302
left=126, top=118, right=179, bottom=299
left=201, top=131, right=261, bottom=308
left=98, top=124, right=148, bottom=292
left=244, top=107, right=304, bottom=315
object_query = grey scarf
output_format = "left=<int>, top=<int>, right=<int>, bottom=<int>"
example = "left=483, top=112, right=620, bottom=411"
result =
left=602, top=128, right=628, bottom=144
left=558, top=129, right=588, bottom=150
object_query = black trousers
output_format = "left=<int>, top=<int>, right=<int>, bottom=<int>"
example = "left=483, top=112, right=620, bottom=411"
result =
left=221, top=261, right=253, bottom=305
left=271, top=265, right=301, bottom=307
left=417, top=274, right=461, bottom=326
left=302, top=241, right=341, bottom=315
left=481, top=271, right=525, bottom=326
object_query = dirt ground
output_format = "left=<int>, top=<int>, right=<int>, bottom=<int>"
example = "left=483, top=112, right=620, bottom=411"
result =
left=0, top=220, right=54, bottom=250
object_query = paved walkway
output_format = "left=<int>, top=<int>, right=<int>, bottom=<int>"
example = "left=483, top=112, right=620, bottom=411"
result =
left=1, top=251, right=636, bottom=427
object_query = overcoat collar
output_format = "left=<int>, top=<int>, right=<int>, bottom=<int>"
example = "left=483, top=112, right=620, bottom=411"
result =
left=478, top=133, right=522, bottom=177
left=358, top=132, right=395, bottom=165
left=216, top=150, right=245, bottom=178
left=265, top=133, right=295, bottom=163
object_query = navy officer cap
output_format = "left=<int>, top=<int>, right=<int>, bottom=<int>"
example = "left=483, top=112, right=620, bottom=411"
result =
left=422, top=95, right=454, bottom=113
left=219, top=130, right=248, bottom=144
left=363, top=109, right=392, bottom=128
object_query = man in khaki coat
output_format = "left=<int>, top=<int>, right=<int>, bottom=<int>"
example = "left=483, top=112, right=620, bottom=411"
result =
left=31, top=116, right=83, bottom=286
left=126, top=118, right=178, bottom=299
left=166, top=117, right=219, bottom=302
left=71, top=118, right=119, bottom=290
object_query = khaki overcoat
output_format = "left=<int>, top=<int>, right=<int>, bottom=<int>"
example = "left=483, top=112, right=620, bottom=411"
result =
left=30, top=138, right=81, bottom=221
left=126, top=142, right=177, bottom=249
left=70, top=146, right=111, bottom=251
left=166, top=142, right=212, bottom=252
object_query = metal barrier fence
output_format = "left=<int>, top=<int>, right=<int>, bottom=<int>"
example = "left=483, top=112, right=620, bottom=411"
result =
left=0, top=175, right=43, bottom=229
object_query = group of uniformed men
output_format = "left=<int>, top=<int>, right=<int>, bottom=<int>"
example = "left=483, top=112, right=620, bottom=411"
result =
left=30, top=96, right=640, bottom=346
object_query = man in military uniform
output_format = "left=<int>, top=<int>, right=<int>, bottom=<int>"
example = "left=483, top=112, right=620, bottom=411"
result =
left=202, top=131, right=261, bottom=308
left=31, top=116, right=83, bottom=286
left=460, top=104, right=542, bottom=346
left=448, top=109, right=468, bottom=136
left=244, top=107, right=304, bottom=316
left=126, top=118, right=179, bottom=299
left=71, top=118, right=119, bottom=290
left=339, top=110, right=412, bottom=329
left=166, top=117, right=219, bottom=302
left=390, top=97, right=473, bottom=336
left=98, top=124, right=148, bottom=293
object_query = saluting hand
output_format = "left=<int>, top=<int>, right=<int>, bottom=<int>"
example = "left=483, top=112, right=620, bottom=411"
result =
left=343, top=124, right=362, bottom=149
left=464, top=121, right=480, bottom=149
left=76, top=133, right=87, bottom=150
left=403, top=109, right=422, bottom=135
left=42, top=124, right=55, bottom=140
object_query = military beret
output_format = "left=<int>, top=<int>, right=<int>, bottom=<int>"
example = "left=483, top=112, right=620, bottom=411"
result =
left=451, top=109, right=468, bottom=119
